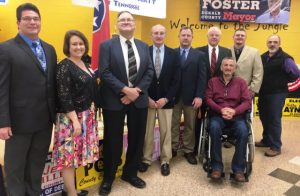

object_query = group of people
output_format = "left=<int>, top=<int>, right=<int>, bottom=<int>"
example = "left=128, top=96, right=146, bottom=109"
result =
left=0, top=2, right=299, bottom=196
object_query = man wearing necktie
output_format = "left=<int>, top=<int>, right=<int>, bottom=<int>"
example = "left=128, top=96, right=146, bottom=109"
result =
left=98, top=11, right=153, bottom=195
left=171, top=26, right=207, bottom=165
left=0, top=3, right=57, bottom=196
left=139, top=24, right=180, bottom=176
left=196, top=27, right=231, bottom=151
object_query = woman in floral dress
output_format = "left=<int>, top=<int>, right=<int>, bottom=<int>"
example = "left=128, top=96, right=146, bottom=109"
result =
left=52, top=30, right=99, bottom=196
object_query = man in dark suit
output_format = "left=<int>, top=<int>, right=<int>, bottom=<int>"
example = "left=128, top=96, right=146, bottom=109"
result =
left=196, top=26, right=232, bottom=151
left=98, top=11, right=153, bottom=195
left=138, top=24, right=180, bottom=176
left=0, top=3, right=57, bottom=196
left=171, top=26, right=207, bottom=165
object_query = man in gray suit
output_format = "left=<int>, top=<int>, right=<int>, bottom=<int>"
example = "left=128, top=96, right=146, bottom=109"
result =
left=98, top=11, right=153, bottom=195
left=230, top=29, right=263, bottom=97
left=0, top=3, right=57, bottom=196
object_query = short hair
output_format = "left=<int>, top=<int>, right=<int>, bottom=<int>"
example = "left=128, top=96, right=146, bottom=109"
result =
left=221, top=57, right=236, bottom=66
left=234, top=28, right=247, bottom=35
left=63, top=30, right=89, bottom=57
left=207, top=26, right=222, bottom=36
left=179, top=26, right=193, bottom=34
left=117, top=10, right=134, bottom=19
left=16, top=3, right=40, bottom=21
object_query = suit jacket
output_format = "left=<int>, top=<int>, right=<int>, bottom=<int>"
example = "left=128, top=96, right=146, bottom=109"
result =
left=230, top=45, right=264, bottom=93
left=0, top=34, right=57, bottom=133
left=175, top=47, right=207, bottom=106
left=99, top=37, right=154, bottom=111
left=197, top=45, right=231, bottom=80
left=148, top=45, right=180, bottom=108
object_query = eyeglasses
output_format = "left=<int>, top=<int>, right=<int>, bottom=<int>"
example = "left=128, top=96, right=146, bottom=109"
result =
left=21, top=16, right=40, bottom=22
left=118, top=18, right=135, bottom=23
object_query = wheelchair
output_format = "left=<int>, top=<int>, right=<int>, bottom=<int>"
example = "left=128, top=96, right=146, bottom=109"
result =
left=197, top=109, right=255, bottom=182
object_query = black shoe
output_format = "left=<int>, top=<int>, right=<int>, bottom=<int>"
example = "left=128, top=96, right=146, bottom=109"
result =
left=184, top=152, right=197, bottom=165
left=77, top=190, right=88, bottom=196
left=99, top=181, right=112, bottom=196
left=223, top=141, right=233, bottom=148
left=121, top=176, right=146, bottom=188
left=61, top=190, right=67, bottom=196
left=172, top=149, right=177, bottom=157
left=138, top=162, right=150, bottom=172
left=161, top=163, right=170, bottom=176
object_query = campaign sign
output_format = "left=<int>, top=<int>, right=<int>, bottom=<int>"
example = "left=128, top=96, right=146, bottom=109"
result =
left=40, top=153, right=64, bottom=196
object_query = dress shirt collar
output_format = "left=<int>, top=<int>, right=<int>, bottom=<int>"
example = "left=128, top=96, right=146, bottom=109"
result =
left=19, top=33, right=40, bottom=47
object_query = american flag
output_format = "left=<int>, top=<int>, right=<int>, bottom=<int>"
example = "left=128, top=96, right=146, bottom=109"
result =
left=91, top=0, right=110, bottom=70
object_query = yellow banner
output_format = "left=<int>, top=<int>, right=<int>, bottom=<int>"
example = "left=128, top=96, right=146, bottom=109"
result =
left=75, top=140, right=125, bottom=190
left=254, top=97, right=300, bottom=118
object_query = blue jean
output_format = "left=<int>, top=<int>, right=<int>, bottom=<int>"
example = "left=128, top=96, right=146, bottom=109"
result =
left=209, top=116, right=248, bottom=173
left=258, top=92, right=287, bottom=151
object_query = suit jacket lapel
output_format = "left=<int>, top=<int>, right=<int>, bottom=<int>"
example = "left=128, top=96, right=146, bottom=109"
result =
left=41, top=41, right=53, bottom=79
left=237, top=45, right=249, bottom=63
left=217, top=47, right=225, bottom=66
left=15, top=35, right=46, bottom=75
left=159, top=47, right=169, bottom=79
left=113, top=38, right=128, bottom=83
left=134, top=39, right=146, bottom=82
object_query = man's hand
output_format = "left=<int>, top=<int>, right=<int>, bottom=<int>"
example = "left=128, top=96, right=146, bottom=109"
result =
left=148, top=97, right=157, bottom=109
left=0, top=127, right=13, bottom=140
left=121, top=95, right=132, bottom=105
left=122, top=87, right=140, bottom=102
left=192, top=97, right=202, bottom=109
left=221, top=107, right=236, bottom=120
left=156, top=98, right=167, bottom=109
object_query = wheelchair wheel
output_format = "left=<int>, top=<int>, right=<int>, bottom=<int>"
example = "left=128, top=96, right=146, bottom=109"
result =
left=248, top=134, right=255, bottom=163
left=246, top=161, right=252, bottom=177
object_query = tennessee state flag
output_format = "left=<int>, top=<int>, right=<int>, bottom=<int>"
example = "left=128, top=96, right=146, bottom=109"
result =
left=91, top=0, right=110, bottom=70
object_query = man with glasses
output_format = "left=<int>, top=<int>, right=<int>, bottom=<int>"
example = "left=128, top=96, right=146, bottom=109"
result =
left=0, top=3, right=57, bottom=196
left=98, top=11, right=153, bottom=195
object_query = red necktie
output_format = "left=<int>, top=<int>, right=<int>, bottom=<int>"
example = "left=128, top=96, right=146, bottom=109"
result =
left=210, top=47, right=216, bottom=77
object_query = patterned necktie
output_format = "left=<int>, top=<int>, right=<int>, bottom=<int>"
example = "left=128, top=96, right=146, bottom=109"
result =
left=126, top=40, right=137, bottom=84
left=32, top=41, right=46, bottom=72
left=180, top=49, right=186, bottom=67
left=154, top=48, right=161, bottom=78
left=210, top=47, right=216, bottom=77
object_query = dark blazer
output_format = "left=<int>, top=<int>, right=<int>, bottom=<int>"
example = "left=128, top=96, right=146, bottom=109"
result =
left=175, top=47, right=207, bottom=106
left=99, top=37, right=154, bottom=111
left=0, top=34, right=57, bottom=133
left=197, top=45, right=231, bottom=80
left=148, top=45, right=180, bottom=108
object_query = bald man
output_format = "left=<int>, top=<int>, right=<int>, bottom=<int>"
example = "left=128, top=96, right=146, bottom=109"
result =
left=139, top=24, right=180, bottom=176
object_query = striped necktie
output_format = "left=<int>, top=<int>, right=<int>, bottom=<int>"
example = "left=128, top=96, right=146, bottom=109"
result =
left=210, top=47, right=216, bottom=77
left=154, top=48, right=161, bottom=78
left=126, top=40, right=137, bottom=84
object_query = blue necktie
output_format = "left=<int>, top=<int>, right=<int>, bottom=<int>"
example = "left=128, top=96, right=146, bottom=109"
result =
left=32, top=41, right=47, bottom=72
left=180, top=49, right=186, bottom=67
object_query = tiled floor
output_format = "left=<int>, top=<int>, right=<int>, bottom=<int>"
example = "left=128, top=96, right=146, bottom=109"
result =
left=1, top=118, right=300, bottom=195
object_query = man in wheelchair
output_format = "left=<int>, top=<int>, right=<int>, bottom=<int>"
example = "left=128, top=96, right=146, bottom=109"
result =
left=205, top=57, right=251, bottom=182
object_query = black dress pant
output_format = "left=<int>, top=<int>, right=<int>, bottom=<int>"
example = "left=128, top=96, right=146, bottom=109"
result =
left=102, top=104, right=147, bottom=183
left=4, top=125, right=52, bottom=196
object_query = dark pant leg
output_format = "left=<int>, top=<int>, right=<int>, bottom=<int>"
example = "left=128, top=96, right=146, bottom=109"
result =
left=258, top=95, right=270, bottom=145
left=5, top=134, right=32, bottom=196
left=122, top=105, right=147, bottom=178
left=231, top=118, right=248, bottom=173
left=24, top=126, right=52, bottom=196
left=266, top=92, right=287, bottom=151
left=209, top=116, right=225, bottom=172
left=102, top=109, right=125, bottom=183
